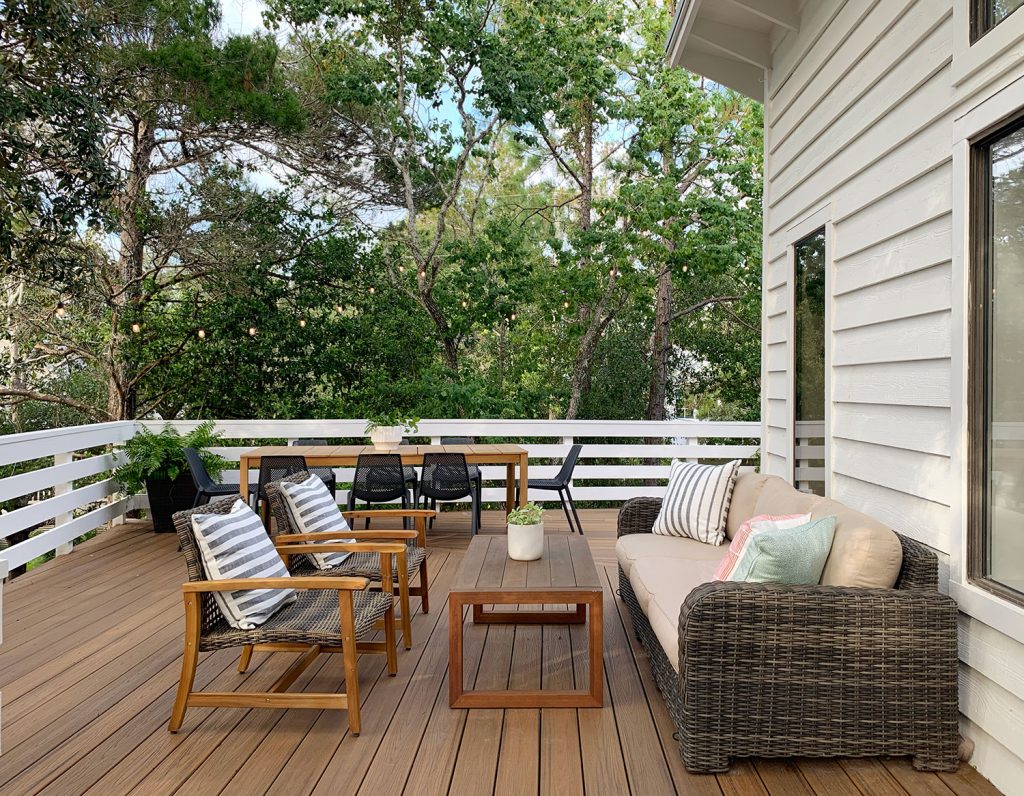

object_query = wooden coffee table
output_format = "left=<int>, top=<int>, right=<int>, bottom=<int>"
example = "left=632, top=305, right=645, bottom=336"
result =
left=448, top=534, right=603, bottom=708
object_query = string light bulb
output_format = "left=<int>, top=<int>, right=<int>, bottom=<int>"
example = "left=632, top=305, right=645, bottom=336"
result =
left=510, top=312, right=517, bottom=321
left=368, top=286, right=376, bottom=294
left=398, top=265, right=405, bottom=273
left=248, top=326, right=257, bottom=336
left=131, top=322, right=141, bottom=334
left=55, top=301, right=66, bottom=319
left=563, top=300, right=570, bottom=309
left=461, top=299, right=468, bottom=308
left=682, top=265, right=689, bottom=273
left=299, top=318, right=307, bottom=328
left=418, top=269, right=426, bottom=278
left=197, top=329, right=206, bottom=339
left=335, top=305, right=343, bottom=313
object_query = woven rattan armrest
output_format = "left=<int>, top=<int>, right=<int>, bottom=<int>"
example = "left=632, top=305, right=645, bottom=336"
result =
left=182, top=576, right=370, bottom=593
left=276, top=530, right=418, bottom=543
left=617, top=497, right=662, bottom=537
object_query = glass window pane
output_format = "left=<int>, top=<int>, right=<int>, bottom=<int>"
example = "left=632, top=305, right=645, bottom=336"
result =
left=991, top=0, right=1024, bottom=28
left=794, top=229, right=826, bottom=497
left=986, top=124, right=1024, bottom=595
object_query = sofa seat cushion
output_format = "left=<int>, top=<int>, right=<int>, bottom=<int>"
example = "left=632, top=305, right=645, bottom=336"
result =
left=628, top=556, right=722, bottom=672
left=616, top=533, right=729, bottom=580
left=812, top=499, right=903, bottom=588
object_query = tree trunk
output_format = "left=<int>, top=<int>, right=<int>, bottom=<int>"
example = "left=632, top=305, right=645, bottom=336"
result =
left=645, top=265, right=673, bottom=422
left=106, top=116, right=155, bottom=420
left=419, top=289, right=459, bottom=371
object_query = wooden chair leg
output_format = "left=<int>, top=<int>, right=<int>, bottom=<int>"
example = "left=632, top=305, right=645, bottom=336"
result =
left=419, top=558, right=430, bottom=614
left=338, top=590, right=361, bottom=736
left=397, top=552, right=413, bottom=649
left=238, top=644, right=254, bottom=673
left=384, top=605, right=398, bottom=675
left=169, top=594, right=201, bottom=732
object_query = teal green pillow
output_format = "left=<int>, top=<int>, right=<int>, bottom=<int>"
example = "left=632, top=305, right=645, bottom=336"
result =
left=727, top=516, right=837, bottom=585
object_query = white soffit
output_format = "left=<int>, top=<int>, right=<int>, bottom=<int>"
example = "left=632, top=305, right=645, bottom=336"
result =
left=666, top=0, right=799, bottom=102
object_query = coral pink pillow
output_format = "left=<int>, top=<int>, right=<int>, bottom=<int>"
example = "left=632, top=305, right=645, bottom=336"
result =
left=713, top=514, right=811, bottom=581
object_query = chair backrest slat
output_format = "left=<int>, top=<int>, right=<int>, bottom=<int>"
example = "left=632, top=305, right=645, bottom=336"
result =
left=554, top=444, right=582, bottom=486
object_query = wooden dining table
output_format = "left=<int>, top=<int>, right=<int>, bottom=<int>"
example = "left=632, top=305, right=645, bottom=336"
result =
left=237, top=443, right=530, bottom=512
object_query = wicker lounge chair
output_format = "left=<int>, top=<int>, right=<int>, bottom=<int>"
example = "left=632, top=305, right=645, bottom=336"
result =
left=264, top=471, right=432, bottom=649
left=169, top=497, right=402, bottom=736
left=616, top=494, right=961, bottom=774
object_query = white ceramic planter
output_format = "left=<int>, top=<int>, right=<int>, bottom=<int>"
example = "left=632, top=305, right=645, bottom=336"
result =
left=369, top=425, right=403, bottom=451
left=507, top=522, right=544, bottom=561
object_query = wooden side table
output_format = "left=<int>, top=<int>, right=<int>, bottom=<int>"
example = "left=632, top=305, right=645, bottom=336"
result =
left=448, top=534, right=604, bottom=708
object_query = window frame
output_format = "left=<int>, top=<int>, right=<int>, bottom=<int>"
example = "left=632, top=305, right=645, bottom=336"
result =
left=971, top=0, right=1024, bottom=43
left=968, top=110, right=1024, bottom=608
left=790, top=224, right=829, bottom=497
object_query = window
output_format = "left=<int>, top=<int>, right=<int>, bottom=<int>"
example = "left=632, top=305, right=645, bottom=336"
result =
left=972, top=0, right=1024, bottom=42
left=970, top=114, right=1024, bottom=604
left=793, top=228, right=826, bottom=496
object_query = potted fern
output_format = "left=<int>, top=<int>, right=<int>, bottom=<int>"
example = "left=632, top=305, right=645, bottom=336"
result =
left=507, top=502, right=545, bottom=561
left=364, top=414, right=419, bottom=451
left=115, top=421, right=228, bottom=532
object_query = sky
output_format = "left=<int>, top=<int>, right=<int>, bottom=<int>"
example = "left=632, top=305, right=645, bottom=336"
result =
left=219, top=0, right=269, bottom=37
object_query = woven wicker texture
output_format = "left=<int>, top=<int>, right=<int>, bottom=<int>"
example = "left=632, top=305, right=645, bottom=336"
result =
left=616, top=495, right=961, bottom=774
left=172, top=496, right=390, bottom=650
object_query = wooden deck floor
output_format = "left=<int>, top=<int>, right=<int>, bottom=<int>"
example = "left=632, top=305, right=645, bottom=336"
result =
left=0, top=508, right=1002, bottom=796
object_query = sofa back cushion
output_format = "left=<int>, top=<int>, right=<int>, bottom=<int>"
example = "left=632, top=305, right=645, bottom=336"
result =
left=725, top=473, right=774, bottom=539
left=753, top=475, right=824, bottom=516
left=812, top=499, right=903, bottom=588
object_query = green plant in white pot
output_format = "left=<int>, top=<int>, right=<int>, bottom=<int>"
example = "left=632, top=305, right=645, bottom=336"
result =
left=364, top=414, right=419, bottom=451
left=507, top=502, right=544, bottom=561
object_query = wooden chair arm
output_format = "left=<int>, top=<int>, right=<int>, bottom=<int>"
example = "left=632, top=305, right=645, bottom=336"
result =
left=275, top=542, right=407, bottom=555
left=276, top=530, right=418, bottom=543
left=182, top=576, right=369, bottom=593
left=341, top=509, right=436, bottom=520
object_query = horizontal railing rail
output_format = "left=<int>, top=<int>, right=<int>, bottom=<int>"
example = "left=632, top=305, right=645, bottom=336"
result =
left=0, top=421, right=134, bottom=571
left=142, top=419, right=763, bottom=506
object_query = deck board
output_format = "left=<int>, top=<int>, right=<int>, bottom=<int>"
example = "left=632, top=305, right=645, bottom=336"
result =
left=0, top=509, right=1004, bottom=796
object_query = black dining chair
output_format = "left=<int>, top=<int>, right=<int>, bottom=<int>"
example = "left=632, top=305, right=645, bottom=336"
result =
left=183, top=447, right=257, bottom=508
left=347, top=453, right=413, bottom=528
left=417, top=452, right=480, bottom=535
left=440, top=436, right=482, bottom=527
left=256, top=455, right=309, bottom=524
left=289, top=438, right=337, bottom=496
left=517, top=444, right=583, bottom=534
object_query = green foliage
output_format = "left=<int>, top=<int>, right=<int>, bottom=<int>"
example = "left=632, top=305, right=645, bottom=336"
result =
left=364, top=415, right=420, bottom=433
left=114, top=420, right=227, bottom=494
left=507, top=502, right=543, bottom=526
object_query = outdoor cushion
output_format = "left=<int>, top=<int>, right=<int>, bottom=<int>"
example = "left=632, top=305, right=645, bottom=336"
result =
left=279, top=474, right=354, bottom=569
left=615, top=532, right=729, bottom=578
left=191, top=499, right=296, bottom=630
left=714, top=513, right=811, bottom=581
left=629, top=556, right=722, bottom=672
left=651, top=459, right=741, bottom=545
left=752, top=475, right=823, bottom=516
left=727, top=516, right=836, bottom=585
left=725, top=473, right=774, bottom=539
left=812, top=499, right=903, bottom=588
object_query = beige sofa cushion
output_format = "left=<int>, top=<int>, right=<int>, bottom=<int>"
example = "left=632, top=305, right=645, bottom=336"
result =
left=812, top=499, right=903, bottom=588
left=725, top=473, right=774, bottom=539
left=629, top=556, right=722, bottom=672
left=753, top=475, right=824, bottom=516
left=615, top=533, right=728, bottom=579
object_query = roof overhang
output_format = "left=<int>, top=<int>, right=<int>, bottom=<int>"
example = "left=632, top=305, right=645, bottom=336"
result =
left=666, top=0, right=800, bottom=102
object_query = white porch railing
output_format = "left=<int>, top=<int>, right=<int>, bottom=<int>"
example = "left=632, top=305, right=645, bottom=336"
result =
left=142, top=419, right=762, bottom=505
left=0, top=418, right=762, bottom=578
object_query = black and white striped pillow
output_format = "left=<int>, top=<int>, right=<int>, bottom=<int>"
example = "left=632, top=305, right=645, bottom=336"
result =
left=652, top=460, right=741, bottom=545
left=191, top=499, right=296, bottom=629
left=279, top=474, right=353, bottom=569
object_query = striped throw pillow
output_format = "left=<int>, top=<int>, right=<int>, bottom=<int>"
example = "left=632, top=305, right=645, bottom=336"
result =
left=651, top=459, right=741, bottom=545
left=278, top=474, right=353, bottom=569
left=191, top=500, right=296, bottom=629
left=713, top=513, right=811, bottom=581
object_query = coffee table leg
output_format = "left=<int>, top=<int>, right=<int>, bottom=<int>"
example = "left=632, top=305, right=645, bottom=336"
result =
left=505, top=463, right=515, bottom=514
left=449, top=595, right=465, bottom=707
left=589, top=593, right=603, bottom=706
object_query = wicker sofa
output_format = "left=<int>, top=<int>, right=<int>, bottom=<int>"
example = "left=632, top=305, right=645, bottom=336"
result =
left=616, top=472, right=961, bottom=774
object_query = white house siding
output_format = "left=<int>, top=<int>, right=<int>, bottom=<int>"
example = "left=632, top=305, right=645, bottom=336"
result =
left=760, top=1, right=1024, bottom=792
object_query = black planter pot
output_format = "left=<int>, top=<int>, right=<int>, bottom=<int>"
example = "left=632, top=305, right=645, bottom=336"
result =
left=146, top=473, right=198, bottom=533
